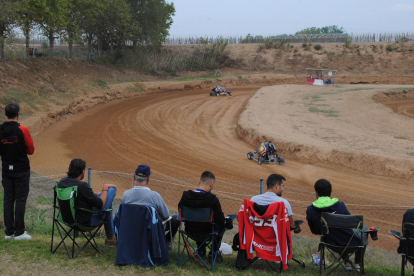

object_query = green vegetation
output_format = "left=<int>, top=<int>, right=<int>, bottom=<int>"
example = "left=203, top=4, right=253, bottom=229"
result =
left=394, top=136, right=408, bottom=140
left=0, top=0, right=175, bottom=60
left=392, top=87, right=414, bottom=91
left=309, top=106, right=338, bottom=117
left=295, top=25, right=345, bottom=35
left=409, top=152, right=414, bottom=156
left=92, top=78, right=109, bottom=89
left=314, top=44, right=322, bottom=51
left=386, top=45, right=394, bottom=52
left=176, top=76, right=221, bottom=82
left=117, top=39, right=233, bottom=76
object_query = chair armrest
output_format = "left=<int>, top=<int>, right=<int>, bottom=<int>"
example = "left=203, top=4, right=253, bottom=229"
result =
left=76, top=207, right=112, bottom=213
left=162, top=216, right=172, bottom=225
left=390, top=230, right=405, bottom=240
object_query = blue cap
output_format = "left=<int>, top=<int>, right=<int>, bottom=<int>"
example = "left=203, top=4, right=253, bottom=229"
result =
left=135, top=164, right=151, bottom=177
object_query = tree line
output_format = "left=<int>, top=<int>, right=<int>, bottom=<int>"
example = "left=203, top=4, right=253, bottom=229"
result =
left=0, top=0, right=175, bottom=59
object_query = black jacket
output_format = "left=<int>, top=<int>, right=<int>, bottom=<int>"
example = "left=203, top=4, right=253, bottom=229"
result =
left=178, top=190, right=225, bottom=237
left=0, top=121, right=35, bottom=173
left=57, top=177, right=103, bottom=225
left=306, top=200, right=361, bottom=246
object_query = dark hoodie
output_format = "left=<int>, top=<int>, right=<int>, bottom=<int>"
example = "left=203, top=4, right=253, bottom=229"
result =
left=306, top=197, right=361, bottom=246
left=178, top=190, right=225, bottom=237
left=0, top=121, right=35, bottom=173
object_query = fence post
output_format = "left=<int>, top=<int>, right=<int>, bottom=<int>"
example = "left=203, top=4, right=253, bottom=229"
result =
left=260, top=178, right=263, bottom=194
left=88, top=167, right=91, bottom=187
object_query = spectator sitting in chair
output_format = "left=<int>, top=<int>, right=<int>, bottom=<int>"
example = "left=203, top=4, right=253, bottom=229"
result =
left=122, top=164, right=179, bottom=250
left=178, top=171, right=229, bottom=258
left=398, top=208, right=414, bottom=254
left=306, top=179, right=368, bottom=271
left=57, top=158, right=117, bottom=245
left=250, top=174, right=300, bottom=233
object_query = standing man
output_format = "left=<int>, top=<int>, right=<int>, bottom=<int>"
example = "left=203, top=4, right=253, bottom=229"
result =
left=0, top=103, right=35, bottom=240
left=122, top=164, right=179, bottom=250
left=58, top=158, right=117, bottom=245
left=250, top=174, right=300, bottom=232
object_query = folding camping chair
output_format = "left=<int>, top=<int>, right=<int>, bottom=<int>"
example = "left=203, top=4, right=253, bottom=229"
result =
left=114, top=204, right=170, bottom=267
left=50, top=184, right=111, bottom=258
left=319, top=213, right=366, bottom=276
left=234, top=202, right=303, bottom=274
left=390, top=222, right=414, bottom=276
left=177, top=206, right=221, bottom=271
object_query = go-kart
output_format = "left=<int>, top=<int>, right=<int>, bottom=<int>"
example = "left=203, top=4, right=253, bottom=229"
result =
left=210, top=86, right=232, bottom=96
left=247, top=147, right=285, bottom=165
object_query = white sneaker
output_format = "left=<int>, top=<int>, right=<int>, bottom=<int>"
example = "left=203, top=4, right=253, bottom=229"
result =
left=5, top=234, right=14, bottom=240
left=14, top=231, right=32, bottom=240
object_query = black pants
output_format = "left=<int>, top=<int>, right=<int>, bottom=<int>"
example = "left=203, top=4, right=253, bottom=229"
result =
left=2, top=171, right=30, bottom=236
left=165, top=215, right=180, bottom=241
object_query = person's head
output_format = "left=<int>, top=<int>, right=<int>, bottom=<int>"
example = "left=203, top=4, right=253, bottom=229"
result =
left=134, top=164, right=151, bottom=186
left=5, top=103, right=20, bottom=120
left=67, top=158, right=86, bottom=179
left=314, top=179, right=332, bottom=198
left=266, top=174, right=286, bottom=196
left=198, top=171, right=215, bottom=192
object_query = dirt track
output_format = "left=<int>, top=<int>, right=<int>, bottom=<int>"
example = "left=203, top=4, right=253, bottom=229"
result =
left=31, top=84, right=414, bottom=199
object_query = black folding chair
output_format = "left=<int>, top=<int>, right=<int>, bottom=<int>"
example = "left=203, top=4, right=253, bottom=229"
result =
left=177, top=206, right=221, bottom=271
left=390, top=222, right=414, bottom=276
left=50, top=184, right=111, bottom=258
left=319, top=213, right=366, bottom=276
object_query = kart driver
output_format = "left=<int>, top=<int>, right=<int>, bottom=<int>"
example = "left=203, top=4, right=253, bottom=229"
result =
left=257, top=141, right=277, bottom=158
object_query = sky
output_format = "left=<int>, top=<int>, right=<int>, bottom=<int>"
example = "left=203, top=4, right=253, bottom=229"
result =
left=168, top=0, right=414, bottom=37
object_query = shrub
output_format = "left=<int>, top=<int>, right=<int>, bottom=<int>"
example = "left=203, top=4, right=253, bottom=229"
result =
left=302, top=42, right=307, bottom=49
left=344, top=38, right=352, bottom=48
left=386, top=45, right=393, bottom=52
left=264, top=39, right=273, bottom=49
left=314, top=44, right=322, bottom=51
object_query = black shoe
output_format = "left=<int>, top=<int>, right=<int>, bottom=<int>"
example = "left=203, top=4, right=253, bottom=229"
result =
left=198, top=247, right=206, bottom=258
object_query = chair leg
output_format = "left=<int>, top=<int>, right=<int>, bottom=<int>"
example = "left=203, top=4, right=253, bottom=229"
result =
left=402, top=255, right=405, bottom=276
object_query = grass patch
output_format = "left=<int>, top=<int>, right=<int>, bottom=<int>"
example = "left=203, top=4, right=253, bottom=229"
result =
left=287, top=100, right=294, bottom=104
left=92, top=78, right=109, bottom=89
left=348, top=88, right=375, bottom=91
left=394, top=136, right=408, bottom=140
left=127, top=86, right=144, bottom=92
left=176, top=76, right=221, bottom=81
left=309, top=106, right=339, bottom=117
left=408, top=152, right=414, bottom=156
left=337, top=98, right=343, bottom=100
left=0, top=233, right=402, bottom=275
left=391, top=87, right=414, bottom=91
left=0, top=89, right=46, bottom=114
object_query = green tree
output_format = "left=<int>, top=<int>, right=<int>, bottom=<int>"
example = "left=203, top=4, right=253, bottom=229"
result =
left=38, top=0, right=69, bottom=56
left=15, top=0, right=45, bottom=55
left=126, top=0, right=175, bottom=48
left=61, top=0, right=83, bottom=58
left=295, top=25, right=346, bottom=35
left=0, top=0, right=18, bottom=59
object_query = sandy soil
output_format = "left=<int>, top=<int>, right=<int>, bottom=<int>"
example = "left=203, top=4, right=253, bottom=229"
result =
left=238, top=84, right=414, bottom=183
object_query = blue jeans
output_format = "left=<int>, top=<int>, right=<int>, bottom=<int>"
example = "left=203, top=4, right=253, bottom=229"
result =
left=90, top=187, right=116, bottom=237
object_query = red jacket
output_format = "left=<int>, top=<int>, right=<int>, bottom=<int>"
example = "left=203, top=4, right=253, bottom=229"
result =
left=238, top=199, right=292, bottom=270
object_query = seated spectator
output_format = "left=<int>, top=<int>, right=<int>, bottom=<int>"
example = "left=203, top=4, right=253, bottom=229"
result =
left=122, top=164, right=179, bottom=250
left=250, top=174, right=299, bottom=232
left=398, top=208, right=414, bottom=254
left=57, top=158, right=117, bottom=245
left=178, top=171, right=227, bottom=258
left=306, top=179, right=368, bottom=270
